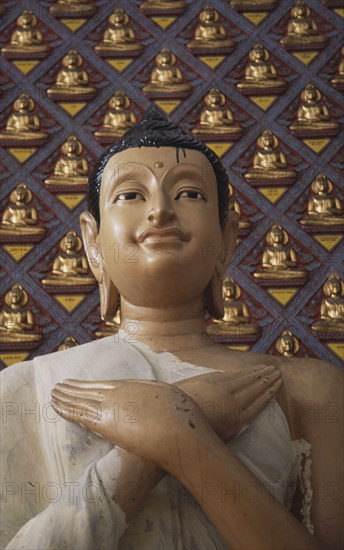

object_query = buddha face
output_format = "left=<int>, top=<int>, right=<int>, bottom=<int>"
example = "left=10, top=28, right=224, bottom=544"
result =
left=111, top=95, right=125, bottom=109
left=65, top=51, right=79, bottom=68
left=270, top=226, right=283, bottom=244
left=158, top=50, right=172, bottom=66
left=201, top=8, right=215, bottom=23
left=20, top=12, right=34, bottom=28
left=328, top=279, right=341, bottom=296
left=113, top=10, right=125, bottom=24
left=261, top=133, right=273, bottom=149
left=14, top=187, right=28, bottom=203
left=315, top=176, right=329, bottom=194
left=294, top=5, right=306, bottom=18
left=304, top=87, right=316, bottom=102
left=63, top=233, right=78, bottom=251
left=207, top=90, right=221, bottom=106
left=17, top=95, right=30, bottom=112
left=8, top=288, right=23, bottom=306
left=65, top=140, right=77, bottom=155
left=253, top=47, right=264, bottom=61
left=223, top=283, right=235, bottom=299
left=95, top=147, right=223, bottom=309
left=281, top=336, right=294, bottom=353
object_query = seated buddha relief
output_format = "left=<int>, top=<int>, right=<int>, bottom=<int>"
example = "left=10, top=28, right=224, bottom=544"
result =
left=331, top=47, right=344, bottom=91
left=237, top=43, right=286, bottom=95
left=312, top=273, right=344, bottom=336
left=244, top=130, right=296, bottom=184
left=142, top=48, right=191, bottom=96
left=280, top=1, right=327, bottom=50
left=192, top=88, right=242, bottom=139
left=44, top=135, right=89, bottom=188
left=0, top=284, right=42, bottom=344
left=94, top=91, right=137, bottom=142
left=290, top=84, right=339, bottom=137
left=95, top=8, right=143, bottom=55
left=47, top=49, right=97, bottom=101
left=1, top=10, right=50, bottom=58
left=0, top=93, right=48, bottom=145
left=0, top=183, right=45, bottom=240
left=187, top=4, right=235, bottom=52
left=254, top=223, right=307, bottom=282
left=300, top=174, right=344, bottom=230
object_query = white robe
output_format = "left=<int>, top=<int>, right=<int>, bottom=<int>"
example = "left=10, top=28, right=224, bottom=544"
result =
left=1, top=332, right=294, bottom=549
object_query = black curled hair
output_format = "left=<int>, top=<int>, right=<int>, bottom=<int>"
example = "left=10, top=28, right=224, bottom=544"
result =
left=88, top=106, right=230, bottom=229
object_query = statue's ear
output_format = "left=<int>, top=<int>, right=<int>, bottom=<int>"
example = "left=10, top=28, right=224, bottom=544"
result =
left=80, top=211, right=119, bottom=321
left=204, top=210, right=238, bottom=319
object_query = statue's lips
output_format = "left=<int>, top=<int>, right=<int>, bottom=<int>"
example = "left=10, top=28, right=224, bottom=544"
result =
left=137, top=227, right=189, bottom=244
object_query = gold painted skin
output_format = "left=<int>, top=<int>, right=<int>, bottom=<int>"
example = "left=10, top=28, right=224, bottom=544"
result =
left=275, top=329, right=300, bottom=357
left=301, top=174, right=344, bottom=227
left=312, top=274, right=344, bottom=334
left=228, top=184, right=251, bottom=230
left=237, top=43, right=286, bottom=91
left=280, top=1, right=327, bottom=48
left=95, top=8, right=142, bottom=52
left=42, top=230, right=95, bottom=286
left=0, top=93, right=47, bottom=142
left=290, top=85, right=339, bottom=133
left=0, top=284, right=41, bottom=342
left=187, top=4, right=235, bottom=50
left=140, top=0, right=185, bottom=10
left=1, top=10, right=49, bottom=54
left=245, top=130, right=296, bottom=181
left=192, top=88, right=242, bottom=136
left=208, top=276, right=259, bottom=335
left=0, top=184, right=44, bottom=237
left=51, top=146, right=342, bottom=550
left=331, top=47, right=344, bottom=88
left=45, top=135, right=89, bottom=186
left=94, top=91, right=137, bottom=139
left=47, top=50, right=96, bottom=98
left=254, top=223, right=307, bottom=280
left=143, top=49, right=191, bottom=93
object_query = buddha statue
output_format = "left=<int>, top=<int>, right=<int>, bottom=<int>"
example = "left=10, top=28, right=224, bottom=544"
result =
left=237, top=43, right=286, bottom=94
left=244, top=130, right=296, bottom=183
left=57, top=336, right=78, bottom=351
left=230, top=0, right=278, bottom=11
left=0, top=184, right=45, bottom=239
left=49, top=0, right=96, bottom=17
left=44, top=135, right=89, bottom=187
left=275, top=329, right=299, bottom=357
left=254, top=223, right=307, bottom=281
left=228, top=184, right=251, bottom=231
left=1, top=10, right=50, bottom=58
left=290, top=84, right=339, bottom=137
left=42, top=230, right=95, bottom=287
left=280, top=1, right=327, bottom=50
left=142, top=48, right=191, bottom=94
left=0, top=93, right=48, bottom=145
left=94, top=91, right=137, bottom=141
left=95, top=8, right=143, bottom=54
left=312, top=273, right=344, bottom=335
left=331, top=47, right=344, bottom=91
left=47, top=49, right=97, bottom=100
left=0, top=284, right=42, bottom=343
left=187, top=4, right=235, bottom=51
left=207, top=276, right=260, bottom=337
left=300, top=174, right=344, bottom=229
left=140, top=0, right=186, bottom=12
left=192, top=88, right=242, bottom=138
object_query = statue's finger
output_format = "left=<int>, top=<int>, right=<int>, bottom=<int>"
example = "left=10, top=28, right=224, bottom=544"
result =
left=51, top=398, right=101, bottom=424
left=240, top=377, right=283, bottom=427
left=53, top=382, right=105, bottom=401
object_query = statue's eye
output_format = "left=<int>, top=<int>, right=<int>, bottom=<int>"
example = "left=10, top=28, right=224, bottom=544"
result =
left=114, top=192, right=145, bottom=202
left=176, top=190, right=205, bottom=200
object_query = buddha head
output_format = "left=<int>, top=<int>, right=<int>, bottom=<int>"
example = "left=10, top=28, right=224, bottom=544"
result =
left=17, top=10, right=36, bottom=29
left=63, top=49, right=83, bottom=69
left=276, top=329, right=299, bottom=356
left=109, top=8, right=129, bottom=26
left=222, top=276, right=240, bottom=300
left=81, top=107, right=237, bottom=321
left=291, top=1, right=309, bottom=19
left=14, top=93, right=34, bottom=113
left=11, top=183, right=31, bottom=205
left=5, top=284, right=28, bottom=308
left=199, top=4, right=218, bottom=24
left=312, top=173, right=331, bottom=195
left=109, top=91, right=130, bottom=110
left=61, top=135, right=83, bottom=157
left=301, top=84, right=321, bottom=104
left=258, top=130, right=278, bottom=150
left=205, top=88, right=225, bottom=108
left=60, top=230, right=82, bottom=253
left=324, top=274, right=343, bottom=298
left=156, top=48, right=175, bottom=67
left=267, top=223, right=288, bottom=246
left=249, top=43, right=269, bottom=63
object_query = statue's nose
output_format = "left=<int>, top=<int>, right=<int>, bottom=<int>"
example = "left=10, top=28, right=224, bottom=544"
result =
left=147, top=193, right=176, bottom=226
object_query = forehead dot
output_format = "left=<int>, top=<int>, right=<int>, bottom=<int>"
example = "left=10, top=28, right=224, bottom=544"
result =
left=154, top=161, right=164, bottom=168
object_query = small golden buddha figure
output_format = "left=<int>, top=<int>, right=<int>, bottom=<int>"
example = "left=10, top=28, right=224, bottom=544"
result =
left=140, top=0, right=186, bottom=12
left=1, top=11, right=50, bottom=58
left=47, top=49, right=97, bottom=101
left=42, top=231, right=95, bottom=287
left=45, top=135, right=89, bottom=187
left=0, top=184, right=45, bottom=239
left=0, top=284, right=42, bottom=343
left=95, top=308, right=121, bottom=338
left=312, top=273, right=344, bottom=335
left=187, top=4, right=235, bottom=51
left=95, top=9, right=143, bottom=54
left=275, top=329, right=300, bottom=357
left=0, top=93, right=48, bottom=145
left=230, top=0, right=278, bottom=11
left=290, top=84, right=339, bottom=137
left=237, top=43, right=286, bottom=94
left=94, top=91, right=137, bottom=141
left=228, top=184, right=251, bottom=231
left=207, top=276, right=260, bottom=337
left=301, top=174, right=344, bottom=229
left=254, top=223, right=307, bottom=281
left=192, top=88, right=242, bottom=138
left=142, top=49, right=191, bottom=95
left=331, top=47, right=344, bottom=91
left=280, top=1, right=327, bottom=50
left=49, top=0, right=96, bottom=17
left=57, top=336, right=78, bottom=351
left=245, top=130, right=296, bottom=183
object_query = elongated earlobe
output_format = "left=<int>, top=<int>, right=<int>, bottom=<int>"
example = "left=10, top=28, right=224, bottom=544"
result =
left=99, top=269, right=120, bottom=322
